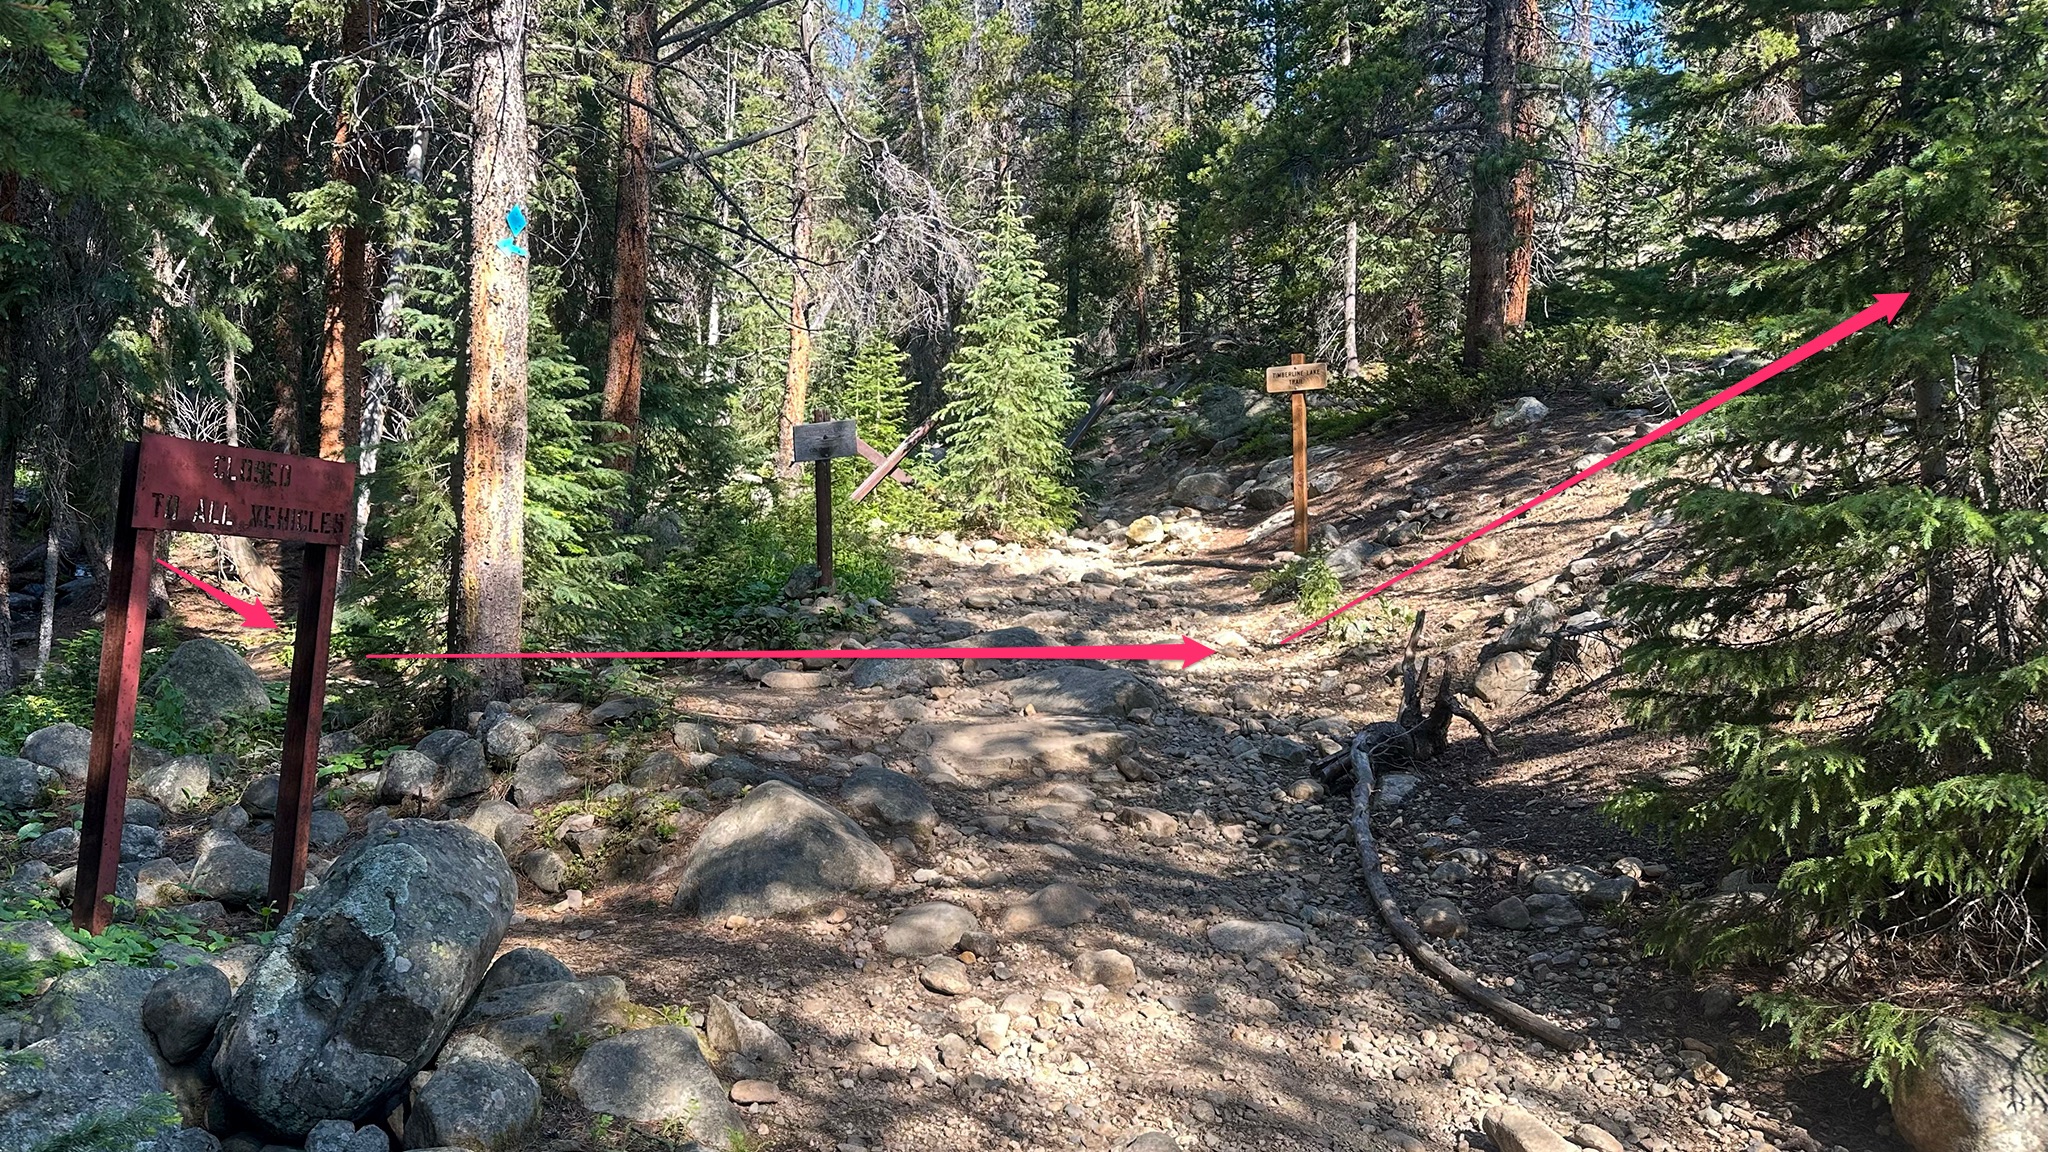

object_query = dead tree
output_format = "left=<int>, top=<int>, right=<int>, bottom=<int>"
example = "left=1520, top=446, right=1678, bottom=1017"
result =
left=1318, top=613, right=1498, bottom=795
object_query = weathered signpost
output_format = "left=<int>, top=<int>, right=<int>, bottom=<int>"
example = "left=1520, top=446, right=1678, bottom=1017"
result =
left=1265, top=354, right=1328, bottom=554
left=791, top=413, right=858, bottom=592
left=75, top=433, right=353, bottom=933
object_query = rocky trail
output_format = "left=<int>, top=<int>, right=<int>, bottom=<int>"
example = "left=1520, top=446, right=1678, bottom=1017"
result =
left=0, top=396, right=1913, bottom=1152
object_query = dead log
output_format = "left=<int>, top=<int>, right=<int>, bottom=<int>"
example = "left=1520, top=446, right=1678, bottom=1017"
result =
left=1343, top=732, right=1586, bottom=1051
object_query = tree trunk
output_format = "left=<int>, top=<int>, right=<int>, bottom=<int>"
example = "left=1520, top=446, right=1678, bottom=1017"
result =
left=777, top=2, right=817, bottom=475
left=33, top=477, right=60, bottom=682
left=316, top=0, right=377, bottom=462
left=1062, top=0, right=1084, bottom=334
left=1461, top=0, right=1541, bottom=372
left=351, top=0, right=449, bottom=578
left=456, top=0, right=535, bottom=709
left=601, top=0, right=655, bottom=470
left=0, top=368, right=15, bottom=696
left=1341, top=27, right=1360, bottom=377
left=1130, top=196, right=1150, bottom=365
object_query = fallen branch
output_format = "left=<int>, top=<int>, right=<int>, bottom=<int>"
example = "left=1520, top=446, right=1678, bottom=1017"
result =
left=1343, top=733, right=1587, bottom=1052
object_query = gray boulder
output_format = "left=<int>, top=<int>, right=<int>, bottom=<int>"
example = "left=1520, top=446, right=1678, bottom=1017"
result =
left=455, top=975, right=629, bottom=1067
left=509, top=745, right=577, bottom=807
left=140, top=755, right=217, bottom=813
left=1191, top=383, right=1249, bottom=441
left=567, top=1026, right=743, bottom=1143
left=187, top=830, right=272, bottom=907
left=883, top=901, right=979, bottom=957
left=850, top=652, right=951, bottom=691
left=211, top=819, right=516, bottom=1137
left=150, top=638, right=272, bottom=727
left=840, top=764, right=936, bottom=834
left=240, top=773, right=280, bottom=819
left=378, top=746, right=484, bottom=808
left=21, top=722, right=92, bottom=784
left=0, top=754, right=49, bottom=809
left=405, top=1035, right=541, bottom=1152
left=670, top=780, right=893, bottom=919
left=0, top=965, right=177, bottom=1151
left=1325, top=538, right=1387, bottom=581
left=704, top=995, right=794, bottom=1066
left=1894, top=1018, right=2048, bottom=1152
left=476, top=947, right=575, bottom=997
left=141, top=962, right=232, bottom=1064
left=414, top=729, right=471, bottom=761
left=1003, top=665, right=1162, bottom=718
left=482, top=716, right=538, bottom=763
left=0, top=918, right=86, bottom=964
left=306, top=1119, right=391, bottom=1152
left=1172, top=472, right=1231, bottom=503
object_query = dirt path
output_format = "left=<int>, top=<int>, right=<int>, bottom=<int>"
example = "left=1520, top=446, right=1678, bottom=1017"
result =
left=491, top=399, right=1900, bottom=1152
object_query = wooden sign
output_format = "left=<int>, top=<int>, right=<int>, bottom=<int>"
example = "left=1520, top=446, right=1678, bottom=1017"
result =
left=74, top=433, right=353, bottom=934
left=1268, top=355, right=1322, bottom=552
left=797, top=414, right=853, bottom=592
left=792, top=418, right=859, bottom=464
left=1264, top=361, right=1329, bottom=394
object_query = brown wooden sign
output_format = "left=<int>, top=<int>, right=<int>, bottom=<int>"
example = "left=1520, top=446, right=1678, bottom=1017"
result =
left=797, top=414, right=853, bottom=591
left=792, top=418, right=859, bottom=464
left=1267, top=356, right=1323, bottom=552
left=133, top=435, right=355, bottom=543
left=1264, top=361, right=1329, bottom=394
left=74, top=433, right=353, bottom=934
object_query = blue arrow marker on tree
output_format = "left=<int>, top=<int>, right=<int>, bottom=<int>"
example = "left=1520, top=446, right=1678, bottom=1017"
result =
left=497, top=204, right=529, bottom=257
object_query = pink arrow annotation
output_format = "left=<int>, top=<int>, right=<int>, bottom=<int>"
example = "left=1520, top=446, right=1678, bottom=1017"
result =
left=1280, top=292, right=1910, bottom=643
left=370, top=635, right=1219, bottom=668
left=156, top=559, right=278, bottom=629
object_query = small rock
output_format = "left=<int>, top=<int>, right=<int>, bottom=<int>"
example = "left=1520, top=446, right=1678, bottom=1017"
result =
left=1072, top=948, right=1137, bottom=991
left=975, top=1012, right=1010, bottom=1052
left=1449, top=1051, right=1491, bottom=1084
left=919, top=956, right=972, bottom=996
left=1125, top=516, right=1166, bottom=545
left=1572, top=1124, right=1625, bottom=1152
left=568, top=1026, right=744, bottom=1144
left=1487, top=896, right=1532, bottom=930
left=730, top=1079, right=781, bottom=1105
left=406, top=1035, right=542, bottom=1152
left=1490, top=396, right=1550, bottom=429
left=997, top=883, right=1099, bottom=933
left=1205, top=919, right=1303, bottom=961
left=20, top=722, right=93, bottom=784
left=1415, top=897, right=1467, bottom=938
left=883, top=902, right=979, bottom=958
left=1483, top=1104, right=1576, bottom=1152
left=1524, top=893, right=1585, bottom=929
left=705, top=995, right=794, bottom=1066
left=140, top=962, right=231, bottom=1064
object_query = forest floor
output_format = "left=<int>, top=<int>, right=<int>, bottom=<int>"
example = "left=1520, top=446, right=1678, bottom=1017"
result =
left=132, top=396, right=1904, bottom=1152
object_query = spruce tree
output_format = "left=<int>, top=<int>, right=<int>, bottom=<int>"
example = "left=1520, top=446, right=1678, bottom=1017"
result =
left=939, top=202, right=1084, bottom=534
left=834, top=334, right=912, bottom=447
left=1608, top=0, right=2048, bottom=1075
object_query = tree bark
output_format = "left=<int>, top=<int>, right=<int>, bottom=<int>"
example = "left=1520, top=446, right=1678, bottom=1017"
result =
left=777, top=2, right=817, bottom=475
left=601, top=0, right=656, bottom=470
left=316, top=0, right=377, bottom=462
left=456, top=0, right=535, bottom=708
left=351, top=0, right=449, bottom=580
left=1461, top=0, right=1541, bottom=371
left=0, top=366, right=15, bottom=696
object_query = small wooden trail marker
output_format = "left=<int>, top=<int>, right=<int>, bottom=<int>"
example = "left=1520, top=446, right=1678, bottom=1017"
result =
left=793, top=414, right=858, bottom=591
left=75, top=433, right=353, bottom=933
left=1265, top=354, right=1327, bottom=554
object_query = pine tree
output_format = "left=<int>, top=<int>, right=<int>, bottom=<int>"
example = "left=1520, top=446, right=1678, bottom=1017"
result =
left=939, top=202, right=1084, bottom=534
left=1607, top=0, right=2048, bottom=1071
left=834, top=335, right=912, bottom=447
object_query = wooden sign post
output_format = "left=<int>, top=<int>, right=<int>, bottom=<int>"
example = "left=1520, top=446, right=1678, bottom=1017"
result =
left=1265, top=354, right=1328, bottom=554
left=74, top=433, right=354, bottom=933
left=792, top=413, right=858, bottom=592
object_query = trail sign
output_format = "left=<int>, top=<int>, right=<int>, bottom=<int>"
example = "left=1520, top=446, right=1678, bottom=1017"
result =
left=794, top=415, right=858, bottom=591
left=74, top=434, right=354, bottom=933
left=1264, top=355, right=1327, bottom=553
left=792, top=418, right=858, bottom=464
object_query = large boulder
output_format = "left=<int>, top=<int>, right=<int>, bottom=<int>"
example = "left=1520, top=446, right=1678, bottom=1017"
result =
left=1894, top=1018, right=2048, bottom=1152
left=567, top=1026, right=743, bottom=1144
left=454, top=974, right=630, bottom=1067
left=21, top=722, right=92, bottom=785
left=0, top=965, right=179, bottom=1150
left=670, top=781, right=893, bottom=920
left=212, top=819, right=516, bottom=1138
left=149, top=638, right=271, bottom=727
left=0, top=754, right=50, bottom=809
left=1191, top=383, right=1249, bottom=442
left=404, top=1035, right=541, bottom=1152
left=186, top=830, right=272, bottom=907
left=139, top=755, right=218, bottom=813
left=1003, top=666, right=1161, bottom=718
left=141, top=962, right=233, bottom=1064
left=839, top=764, right=936, bottom=834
